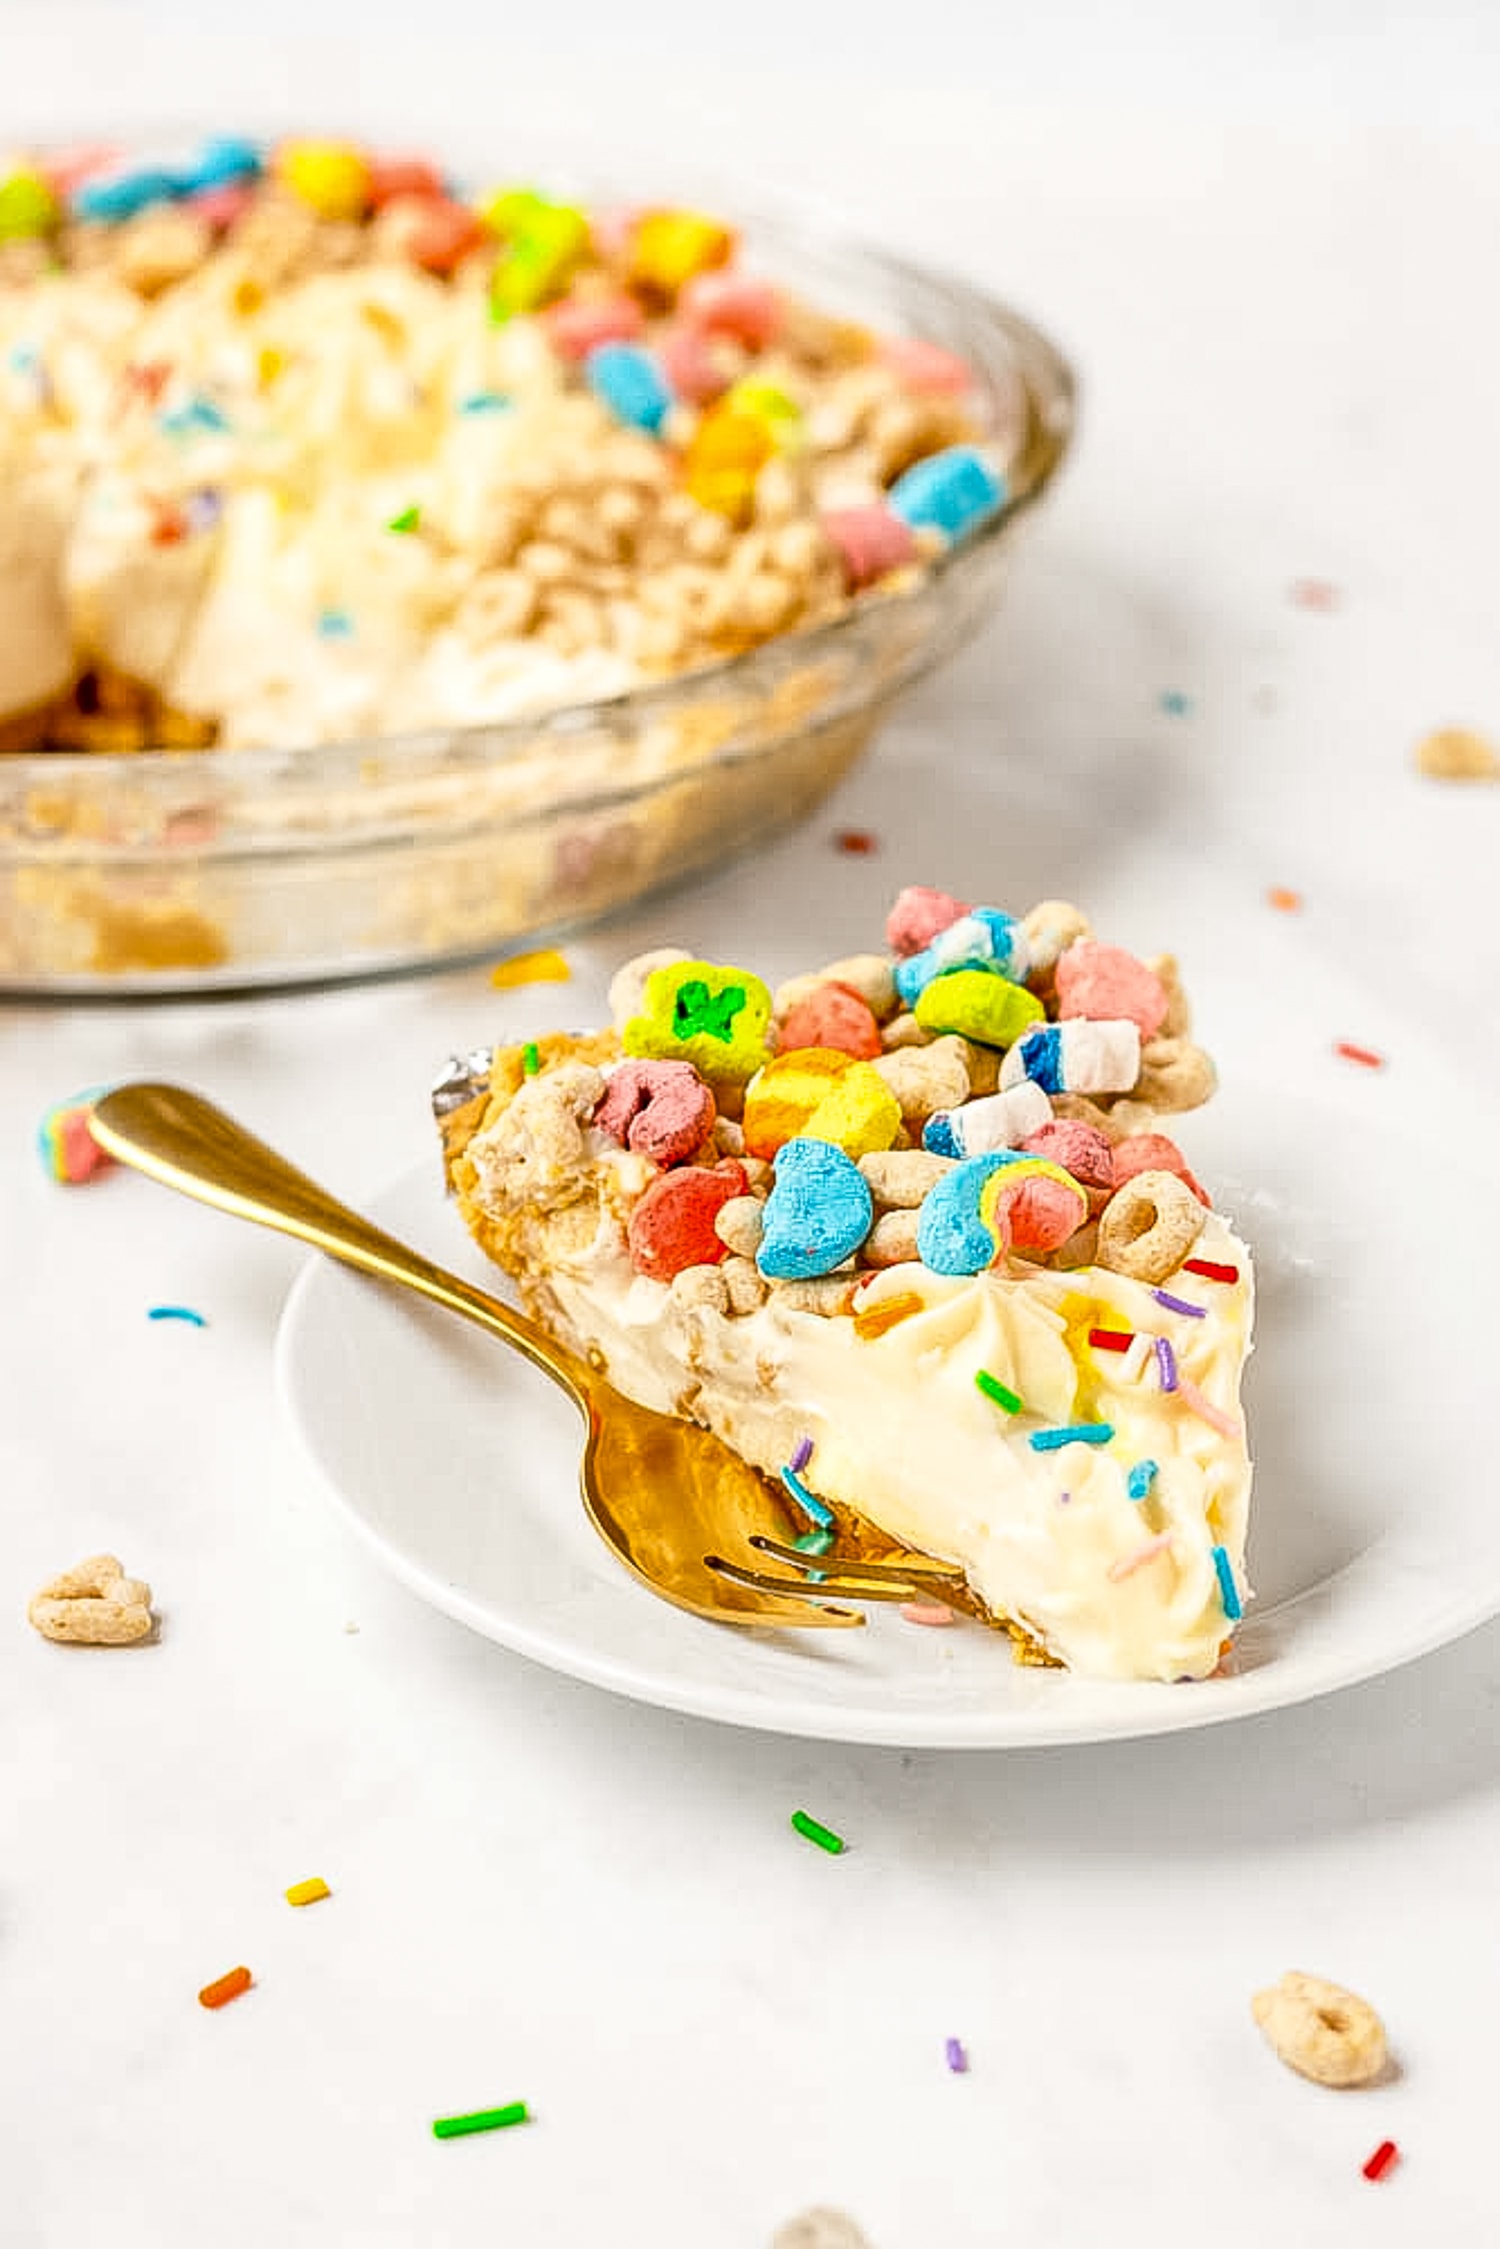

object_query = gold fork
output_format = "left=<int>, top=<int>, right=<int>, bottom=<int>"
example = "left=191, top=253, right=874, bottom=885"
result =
left=89, top=1083, right=956, bottom=1631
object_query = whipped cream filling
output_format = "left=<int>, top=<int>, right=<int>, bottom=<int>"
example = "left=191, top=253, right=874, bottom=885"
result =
left=496, top=1140, right=1253, bottom=1682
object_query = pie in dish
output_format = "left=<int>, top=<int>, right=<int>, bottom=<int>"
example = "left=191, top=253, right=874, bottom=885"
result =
left=435, top=888, right=1253, bottom=1682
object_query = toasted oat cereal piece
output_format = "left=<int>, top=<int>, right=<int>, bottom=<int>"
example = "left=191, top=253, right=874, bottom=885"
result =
left=1415, top=725, right=1500, bottom=780
left=773, top=2212, right=872, bottom=2249
left=1251, top=1971, right=1388, bottom=2088
left=28, top=1554, right=154, bottom=1645
left=1095, top=1170, right=1207, bottom=1284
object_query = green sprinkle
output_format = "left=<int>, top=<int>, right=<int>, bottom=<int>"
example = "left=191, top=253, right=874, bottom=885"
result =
left=432, top=2101, right=530, bottom=2140
left=521, top=1042, right=541, bottom=1077
left=793, top=1529, right=834, bottom=1556
left=791, top=1809, right=845, bottom=1855
left=975, top=1369, right=1023, bottom=1415
left=387, top=504, right=421, bottom=534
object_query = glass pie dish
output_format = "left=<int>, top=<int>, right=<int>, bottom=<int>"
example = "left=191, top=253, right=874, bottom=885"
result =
left=0, top=204, right=1075, bottom=996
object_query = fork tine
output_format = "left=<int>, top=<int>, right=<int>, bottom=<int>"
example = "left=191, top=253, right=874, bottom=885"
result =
left=749, top=1533, right=965, bottom=1585
left=705, top=1555, right=933, bottom=1607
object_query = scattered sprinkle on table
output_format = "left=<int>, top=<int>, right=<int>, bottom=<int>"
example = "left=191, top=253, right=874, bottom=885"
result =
left=489, top=948, right=572, bottom=989
left=1334, top=1040, right=1385, bottom=1070
left=1266, top=885, right=1303, bottom=912
left=945, top=2036, right=969, bottom=2073
left=1415, top=726, right=1500, bottom=781
left=199, top=1965, right=252, bottom=2010
left=285, top=1876, right=331, bottom=1907
left=834, top=828, right=879, bottom=855
left=975, top=1369, right=1023, bottom=1415
left=1362, top=2139, right=1400, bottom=2183
left=791, top=1809, right=846, bottom=1855
left=1159, top=689, right=1192, bottom=716
left=148, top=1304, right=207, bottom=1326
left=521, top=1042, right=541, bottom=1077
left=900, top=1601, right=954, bottom=1626
left=1290, top=577, right=1340, bottom=610
left=432, top=2101, right=530, bottom=2140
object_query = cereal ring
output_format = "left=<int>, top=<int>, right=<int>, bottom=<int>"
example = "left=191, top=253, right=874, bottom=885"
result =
left=28, top=1554, right=154, bottom=1645
left=1131, top=1036, right=1217, bottom=1115
left=1251, top=1972, right=1388, bottom=2088
left=1095, top=1169, right=1207, bottom=1283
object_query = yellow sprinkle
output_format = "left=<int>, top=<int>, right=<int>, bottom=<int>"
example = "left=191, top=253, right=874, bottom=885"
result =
left=257, top=346, right=284, bottom=389
left=488, top=947, right=573, bottom=990
left=285, top=1877, right=331, bottom=1908
left=852, top=1290, right=924, bottom=1341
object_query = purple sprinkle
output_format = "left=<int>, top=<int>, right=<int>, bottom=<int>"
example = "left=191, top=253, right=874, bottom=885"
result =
left=790, top=1436, right=813, bottom=1474
left=1154, top=1336, right=1178, bottom=1393
left=1152, top=1288, right=1206, bottom=1319
left=945, top=2037, right=968, bottom=2074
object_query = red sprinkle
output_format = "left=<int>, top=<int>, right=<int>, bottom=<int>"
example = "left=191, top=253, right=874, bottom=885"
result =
left=1183, top=1258, right=1239, bottom=1283
left=1362, top=2139, right=1400, bottom=2183
left=834, top=829, right=879, bottom=856
left=1088, top=1327, right=1133, bottom=1353
left=1335, top=1041, right=1386, bottom=1070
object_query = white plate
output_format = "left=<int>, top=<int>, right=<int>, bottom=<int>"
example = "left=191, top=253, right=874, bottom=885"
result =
left=276, top=1093, right=1500, bottom=1747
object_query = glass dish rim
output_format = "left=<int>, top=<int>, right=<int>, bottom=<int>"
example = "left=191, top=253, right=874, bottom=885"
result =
left=2, top=193, right=1078, bottom=795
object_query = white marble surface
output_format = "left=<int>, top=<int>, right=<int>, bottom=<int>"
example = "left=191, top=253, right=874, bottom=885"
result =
left=6, top=22, right=1500, bottom=2243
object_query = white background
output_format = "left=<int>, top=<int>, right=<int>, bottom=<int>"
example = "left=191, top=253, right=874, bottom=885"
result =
left=5, top=7, right=1500, bottom=2244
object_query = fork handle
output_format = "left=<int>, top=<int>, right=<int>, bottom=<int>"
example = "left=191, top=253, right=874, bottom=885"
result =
left=89, top=1081, right=590, bottom=1408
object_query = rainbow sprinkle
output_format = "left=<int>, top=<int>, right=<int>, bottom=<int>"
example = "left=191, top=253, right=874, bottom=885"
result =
left=1183, top=1258, right=1239, bottom=1284
left=148, top=1305, right=207, bottom=1327
left=780, top=1466, right=834, bottom=1531
left=1154, top=1337, right=1178, bottom=1392
left=1211, top=1543, right=1243, bottom=1619
left=1362, top=2140, right=1399, bottom=2183
left=852, top=1290, right=924, bottom=1341
left=285, top=1877, right=331, bottom=1908
left=1088, top=1327, right=1133, bottom=1354
left=433, top=2101, right=529, bottom=2140
left=1126, top=1460, right=1159, bottom=1502
left=1335, top=1040, right=1385, bottom=1070
left=1108, top=1533, right=1172, bottom=1582
left=521, top=1042, right=541, bottom=1077
left=1029, top=1423, right=1113, bottom=1452
left=789, top=1436, right=813, bottom=1473
left=975, top=1369, right=1023, bottom=1415
left=387, top=502, right=421, bottom=533
left=1152, top=1288, right=1206, bottom=1319
left=1177, top=1377, right=1240, bottom=1439
left=791, top=1809, right=845, bottom=1855
left=945, top=2037, right=968, bottom=2073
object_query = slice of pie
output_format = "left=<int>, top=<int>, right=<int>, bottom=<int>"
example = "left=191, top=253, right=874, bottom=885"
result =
left=435, top=888, right=1254, bottom=1682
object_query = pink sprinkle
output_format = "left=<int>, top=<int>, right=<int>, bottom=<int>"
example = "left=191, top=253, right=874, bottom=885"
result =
left=1175, top=1376, right=1240, bottom=1439
left=1108, top=1533, right=1173, bottom=1583
left=899, top=1602, right=954, bottom=1627
left=1291, top=577, right=1341, bottom=611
